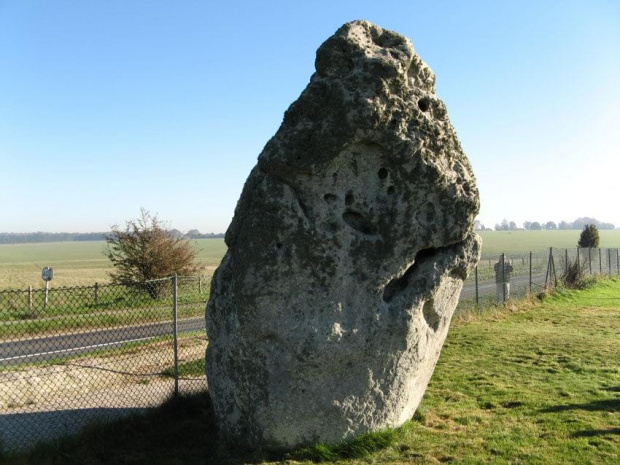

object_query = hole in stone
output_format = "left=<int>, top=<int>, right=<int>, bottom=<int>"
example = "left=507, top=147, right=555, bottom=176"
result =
left=276, top=242, right=283, bottom=249
left=332, top=172, right=338, bottom=181
left=323, top=193, right=338, bottom=204
left=422, top=299, right=440, bottom=331
left=345, top=192, right=355, bottom=206
left=387, top=186, right=396, bottom=195
left=418, top=97, right=430, bottom=112
left=342, top=211, right=377, bottom=235
left=378, top=168, right=388, bottom=180
left=383, top=247, right=439, bottom=303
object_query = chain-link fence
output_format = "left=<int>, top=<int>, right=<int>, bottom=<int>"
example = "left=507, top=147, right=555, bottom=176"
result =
left=0, top=275, right=210, bottom=452
left=457, top=247, right=620, bottom=312
left=2, top=248, right=619, bottom=451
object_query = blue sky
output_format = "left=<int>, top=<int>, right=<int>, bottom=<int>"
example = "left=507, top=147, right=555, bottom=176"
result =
left=1, top=0, right=619, bottom=233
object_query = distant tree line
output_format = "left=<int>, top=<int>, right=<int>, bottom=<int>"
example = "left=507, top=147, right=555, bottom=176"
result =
left=0, top=232, right=106, bottom=244
left=0, top=230, right=225, bottom=244
left=186, top=230, right=225, bottom=239
left=485, top=217, right=616, bottom=231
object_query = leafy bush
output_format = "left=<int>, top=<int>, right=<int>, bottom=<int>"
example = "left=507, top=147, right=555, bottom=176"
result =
left=561, top=260, right=591, bottom=289
left=104, top=209, right=199, bottom=298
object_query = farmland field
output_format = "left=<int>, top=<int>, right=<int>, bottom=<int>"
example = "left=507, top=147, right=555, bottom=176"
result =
left=1, top=230, right=620, bottom=289
left=477, top=229, right=620, bottom=256
left=0, top=239, right=227, bottom=290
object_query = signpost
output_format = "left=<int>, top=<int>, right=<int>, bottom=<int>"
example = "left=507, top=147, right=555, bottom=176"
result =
left=42, top=266, right=54, bottom=308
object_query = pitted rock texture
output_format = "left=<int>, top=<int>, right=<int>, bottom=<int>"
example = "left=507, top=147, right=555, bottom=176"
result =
left=206, top=20, right=481, bottom=450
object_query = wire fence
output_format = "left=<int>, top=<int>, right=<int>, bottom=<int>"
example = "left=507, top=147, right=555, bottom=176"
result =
left=0, top=275, right=210, bottom=452
left=1, top=247, right=619, bottom=451
left=457, top=247, right=620, bottom=311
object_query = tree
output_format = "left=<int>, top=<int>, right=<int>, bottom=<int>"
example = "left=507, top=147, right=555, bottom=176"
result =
left=530, top=221, right=542, bottom=230
left=545, top=221, right=557, bottom=230
left=104, top=209, right=200, bottom=298
left=578, top=224, right=600, bottom=248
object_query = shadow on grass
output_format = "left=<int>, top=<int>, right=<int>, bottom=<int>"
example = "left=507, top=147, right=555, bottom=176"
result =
left=603, top=386, right=620, bottom=392
left=1, top=390, right=402, bottom=465
left=571, top=428, right=620, bottom=438
left=540, top=398, right=620, bottom=413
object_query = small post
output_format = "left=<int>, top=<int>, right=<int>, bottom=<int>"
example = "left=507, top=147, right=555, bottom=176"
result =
left=599, top=248, right=602, bottom=274
left=565, top=249, right=568, bottom=276
left=172, top=274, right=179, bottom=397
left=501, top=253, right=506, bottom=303
left=29, top=285, right=33, bottom=310
left=41, top=266, right=53, bottom=309
left=198, top=276, right=202, bottom=294
left=588, top=248, right=592, bottom=275
left=475, top=266, right=479, bottom=309
left=44, top=280, right=49, bottom=309
left=94, top=282, right=99, bottom=305
left=608, top=249, right=612, bottom=276
left=529, top=251, right=532, bottom=296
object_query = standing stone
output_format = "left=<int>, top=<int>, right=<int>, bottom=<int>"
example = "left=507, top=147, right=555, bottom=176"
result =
left=206, top=20, right=481, bottom=450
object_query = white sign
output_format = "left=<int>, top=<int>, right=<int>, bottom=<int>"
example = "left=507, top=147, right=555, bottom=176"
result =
left=42, top=267, right=54, bottom=281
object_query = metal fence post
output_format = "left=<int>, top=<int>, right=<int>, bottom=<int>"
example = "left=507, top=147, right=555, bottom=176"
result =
left=198, top=276, right=202, bottom=294
left=588, top=248, right=592, bottom=275
left=565, top=249, right=568, bottom=276
left=94, top=282, right=99, bottom=305
left=599, top=248, right=602, bottom=274
left=501, top=253, right=506, bottom=303
left=608, top=249, right=612, bottom=277
left=529, top=251, right=532, bottom=296
left=172, top=274, right=179, bottom=398
left=28, top=285, right=33, bottom=311
left=475, top=266, right=479, bottom=309
left=545, top=247, right=557, bottom=289
left=617, top=249, right=619, bottom=275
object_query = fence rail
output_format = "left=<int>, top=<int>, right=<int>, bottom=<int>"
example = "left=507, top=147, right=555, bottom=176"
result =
left=0, top=275, right=211, bottom=451
left=1, top=247, right=618, bottom=451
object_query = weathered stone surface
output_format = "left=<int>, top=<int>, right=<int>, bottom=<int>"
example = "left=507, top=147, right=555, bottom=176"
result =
left=206, top=20, right=481, bottom=450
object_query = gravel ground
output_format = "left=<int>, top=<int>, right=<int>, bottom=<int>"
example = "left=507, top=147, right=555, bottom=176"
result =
left=0, top=337, right=207, bottom=451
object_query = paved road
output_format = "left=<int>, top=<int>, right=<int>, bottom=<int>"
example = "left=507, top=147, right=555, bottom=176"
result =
left=0, top=316, right=205, bottom=365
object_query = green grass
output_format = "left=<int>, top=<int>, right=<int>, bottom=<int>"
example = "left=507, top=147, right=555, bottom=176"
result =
left=0, top=239, right=227, bottom=289
left=161, top=358, right=205, bottom=378
left=4, top=278, right=619, bottom=464
left=0, top=301, right=207, bottom=339
left=0, top=279, right=209, bottom=337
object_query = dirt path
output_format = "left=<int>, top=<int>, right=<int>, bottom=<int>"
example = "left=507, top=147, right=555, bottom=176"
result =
left=0, top=337, right=207, bottom=450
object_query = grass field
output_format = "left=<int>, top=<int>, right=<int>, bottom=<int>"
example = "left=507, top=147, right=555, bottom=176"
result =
left=5, top=278, right=619, bottom=464
left=0, top=239, right=227, bottom=289
left=477, top=229, right=620, bottom=256
left=1, top=231, right=620, bottom=289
